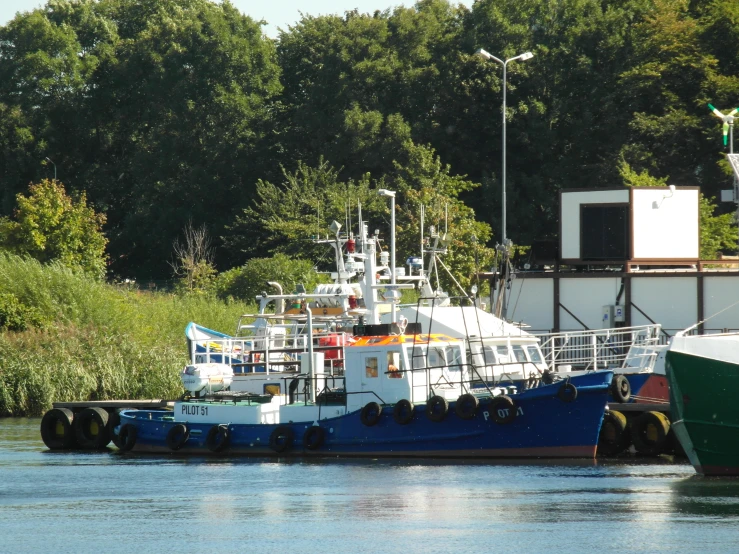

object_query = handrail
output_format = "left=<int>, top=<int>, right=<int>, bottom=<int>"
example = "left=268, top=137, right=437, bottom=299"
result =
left=534, top=324, right=662, bottom=372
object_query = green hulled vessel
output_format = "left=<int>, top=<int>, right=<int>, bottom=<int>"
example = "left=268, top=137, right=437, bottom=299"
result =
left=666, top=333, right=739, bottom=476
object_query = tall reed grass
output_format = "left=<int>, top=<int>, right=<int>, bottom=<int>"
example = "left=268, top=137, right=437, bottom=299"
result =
left=0, top=254, right=253, bottom=416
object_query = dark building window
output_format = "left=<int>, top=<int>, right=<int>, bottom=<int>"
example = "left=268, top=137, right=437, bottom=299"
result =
left=581, top=205, right=628, bottom=260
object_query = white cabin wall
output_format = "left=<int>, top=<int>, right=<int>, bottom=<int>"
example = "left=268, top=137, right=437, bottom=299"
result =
left=508, top=279, right=554, bottom=332
left=559, top=277, right=622, bottom=329
left=344, top=350, right=365, bottom=412
left=631, top=189, right=699, bottom=259
left=508, top=274, right=739, bottom=333
left=704, top=277, right=739, bottom=331
left=630, top=277, right=698, bottom=332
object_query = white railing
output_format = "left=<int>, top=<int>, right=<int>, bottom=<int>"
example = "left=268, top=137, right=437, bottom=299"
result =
left=533, top=324, right=662, bottom=372
left=190, top=329, right=351, bottom=375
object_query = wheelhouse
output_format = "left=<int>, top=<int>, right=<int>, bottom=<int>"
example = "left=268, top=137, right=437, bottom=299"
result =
left=344, top=333, right=470, bottom=411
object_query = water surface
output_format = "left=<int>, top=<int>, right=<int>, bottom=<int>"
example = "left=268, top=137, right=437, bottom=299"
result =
left=2, top=418, right=739, bottom=553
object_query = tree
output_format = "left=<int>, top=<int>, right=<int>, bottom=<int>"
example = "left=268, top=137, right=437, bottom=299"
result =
left=0, top=179, right=108, bottom=278
left=226, top=129, right=495, bottom=294
left=617, top=0, right=720, bottom=192
left=224, top=157, right=388, bottom=264
left=170, top=221, right=217, bottom=294
left=276, top=2, right=468, bottom=181
left=386, top=138, right=494, bottom=293
left=0, top=0, right=283, bottom=280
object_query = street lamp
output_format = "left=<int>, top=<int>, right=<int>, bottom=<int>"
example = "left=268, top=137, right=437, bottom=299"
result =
left=378, top=188, right=397, bottom=323
left=45, top=157, right=57, bottom=181
left=475, top=48, right=534, bottom=246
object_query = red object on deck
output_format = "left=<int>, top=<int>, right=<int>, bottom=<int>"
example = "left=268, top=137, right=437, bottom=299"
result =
left=319, top=334, right=344, bottom=360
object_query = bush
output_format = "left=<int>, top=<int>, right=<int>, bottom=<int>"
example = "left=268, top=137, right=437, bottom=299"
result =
left=0, top=179, right=108, bottom=279
left=215, top=253, right=328, bottom=302
left=0, top=292, right=45, bottom=331
left=0, top=256, right=254, bottom=416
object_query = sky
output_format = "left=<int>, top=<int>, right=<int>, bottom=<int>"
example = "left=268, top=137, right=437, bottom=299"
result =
left=1, top=0, right=473, bottom=38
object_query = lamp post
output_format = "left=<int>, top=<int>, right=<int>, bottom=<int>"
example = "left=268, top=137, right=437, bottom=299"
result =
left=475, top=48, right=534, bottom=247
left=45, top=157, right=57, bottom=181
left=378, top=188, right=397, bottom=323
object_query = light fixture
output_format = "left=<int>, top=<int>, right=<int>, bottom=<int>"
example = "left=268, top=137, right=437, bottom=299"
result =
left=653, top=185, right=677, bottom=209
left=474, top=47, right=535, bottom=247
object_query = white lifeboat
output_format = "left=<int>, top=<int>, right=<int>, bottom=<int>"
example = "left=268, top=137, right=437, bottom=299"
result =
left=180, top=363, right=234, bottom=393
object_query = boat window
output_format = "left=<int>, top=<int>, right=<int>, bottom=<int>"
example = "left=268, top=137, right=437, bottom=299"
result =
left=471, top=345, right=497, bottom=366
left=483, top=346, right=497, bottom=364
left=496, top=345, right=510, bottom=359
left=387, top=351, right=403, bottom=379
left=512, top=345, right=527, bottom=362
left=445, top=345, right=463, bottom=372
left=365, top=357, right=378, bottom=378
left=526, top=345, right=544, bottom=364
left=409, top=346, right=427, bottom=369
left=428, top=347, right=444, bottom=367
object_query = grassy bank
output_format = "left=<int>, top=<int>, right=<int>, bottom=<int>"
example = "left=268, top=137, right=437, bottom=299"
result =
left=0, top=254, right=253, bottom=416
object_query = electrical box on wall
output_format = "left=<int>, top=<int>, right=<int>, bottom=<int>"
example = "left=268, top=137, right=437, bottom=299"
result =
left=613, top=305, right=625, bottom=322
left=602, top=305, right=626, bottom=327
left=602, top=305, right=614, bottom=327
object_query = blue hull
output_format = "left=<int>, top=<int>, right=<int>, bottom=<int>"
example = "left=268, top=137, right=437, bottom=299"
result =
left=117, top=371, right=612, bottom=459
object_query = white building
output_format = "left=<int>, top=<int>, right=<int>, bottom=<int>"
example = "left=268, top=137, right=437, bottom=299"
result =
left=493, top=187, right=739, bottom=336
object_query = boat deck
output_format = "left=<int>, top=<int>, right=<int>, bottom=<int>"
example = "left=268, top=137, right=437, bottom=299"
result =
left=53, top=400, right=174, bottom=411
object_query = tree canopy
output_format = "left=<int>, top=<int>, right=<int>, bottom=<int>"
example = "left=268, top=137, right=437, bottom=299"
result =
left=1, top=0, right=737, bottom=282
left=0, top=179, right=108, bottom=278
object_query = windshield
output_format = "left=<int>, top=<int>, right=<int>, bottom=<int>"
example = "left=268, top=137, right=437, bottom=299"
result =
left=512, top=345, right=527, bottom=362
left=526, top=345, right=544, bottom=364
left=470, top=345, right=496, bottom=366
left=407, top=344, right=463, bottom=372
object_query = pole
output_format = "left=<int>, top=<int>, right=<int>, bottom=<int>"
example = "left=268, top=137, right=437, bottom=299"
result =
left=475, top=49, right=533, bottom=246
left=733, top=123, right=739, bottom=256
left=390, top=194, right=396, bottom=324
left=731, top=121, right=734, bottom=155
left=502, top=61, right=507, bottom=246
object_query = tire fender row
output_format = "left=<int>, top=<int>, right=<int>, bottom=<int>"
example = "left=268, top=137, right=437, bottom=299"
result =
left=597, top=409, right=673, bottom=457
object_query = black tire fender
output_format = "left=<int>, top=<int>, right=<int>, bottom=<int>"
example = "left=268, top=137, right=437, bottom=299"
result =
left=557, top=382, right=578, bottom=403
left=392, top=399, right=415, bottom=425
left=360, top=402, right=383, bottom=427
left=489, top=395, right=517, bottom=424
left=302, top=426, right=325, bottom=450
left=597, top=410, right=630, bottom=457
left=269, top=426, right=295, bottom=453
left=205, top=425, right=230, bottom=453
left=113, top=424, right=137, bottom=452
left=631, top=411, right=670, bottom=456
left=426, top=395, right=449, bottom=422
left=106, top=409, right=121, bottom=437
left=74, top=407, right=111, bottom=449
left=166, top=424, right=190, bottom=451
left=610, top=375, right=631, bottom=403
left=455, top=393, right=479, bottom=420
left=40, top=408, right=76, bottom=450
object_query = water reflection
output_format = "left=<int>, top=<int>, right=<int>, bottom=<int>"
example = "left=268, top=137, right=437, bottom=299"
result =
left=670, top=476, right=739, bottom=518
left=5, top=418, right=739, bottom=554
